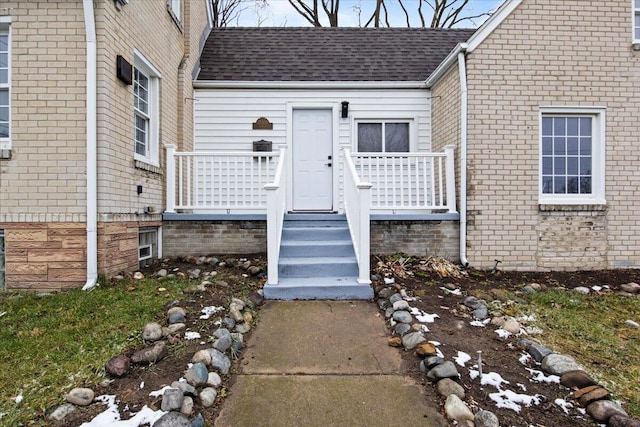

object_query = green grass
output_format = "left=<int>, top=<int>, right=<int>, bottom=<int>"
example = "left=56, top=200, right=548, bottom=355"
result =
left=511, top=289, right=640, bottom=418
left=0, top=277, right=193, bottom=426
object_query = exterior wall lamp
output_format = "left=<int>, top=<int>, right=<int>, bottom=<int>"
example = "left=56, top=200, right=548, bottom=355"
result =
left=341, top=101, right=349, bottom=118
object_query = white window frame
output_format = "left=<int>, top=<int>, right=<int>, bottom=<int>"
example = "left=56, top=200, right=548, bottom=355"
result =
left=0, top=19, right=11, bottom=150
left=168, top=0, right=181, bottom=22
left=633, top=0, right=640, bottom=43
left=133, top=51, right=160, bottom=167
left=539, top=106, right=606, bottom=205
left=138, top=227, right=161, bottom=267
left=352, top=117, right=417, bottom=153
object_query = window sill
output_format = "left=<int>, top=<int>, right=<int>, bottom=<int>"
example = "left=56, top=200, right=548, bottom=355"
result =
left=538, top=203, right=607, bottom=212
left=135, top=159, right=162, bottom=175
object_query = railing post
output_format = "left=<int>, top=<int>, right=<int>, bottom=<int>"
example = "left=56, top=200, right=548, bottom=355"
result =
left=265, top=185, right=278, bottom=285
left=444, top=145, right=457, bottom=213
left=357, top=182, right=372, bottom=284
left=165, top=144, right=176, bottom=213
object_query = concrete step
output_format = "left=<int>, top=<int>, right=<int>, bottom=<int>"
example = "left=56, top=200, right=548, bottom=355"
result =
left=284, top=213, right=345, bottom=221
left=280, top=240, right=355, bottom=257
left=263, top=277, right=374, bottom=300
left=282, top=226, right=351, bottom=241
left=278, top=256, right=358, bottom=278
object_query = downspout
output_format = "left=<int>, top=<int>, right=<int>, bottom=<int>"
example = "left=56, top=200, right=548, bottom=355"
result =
left=457, top=51, right=469, bottom=267
left=82, top=0, right=98, bottom=290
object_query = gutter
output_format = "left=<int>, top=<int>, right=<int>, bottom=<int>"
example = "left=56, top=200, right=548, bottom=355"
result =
left=193, top=80, right=428, bottom=90
left=457, top=50, right=469, bottom=267
left=82, top=0, right=98, bottom=290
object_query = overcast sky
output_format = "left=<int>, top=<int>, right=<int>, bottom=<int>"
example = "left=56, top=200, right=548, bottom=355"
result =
left=237, top=0, right=504, bottom=28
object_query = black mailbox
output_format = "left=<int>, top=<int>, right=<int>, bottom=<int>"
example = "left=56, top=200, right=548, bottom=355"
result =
left=253, top=139, right=272, bottom=152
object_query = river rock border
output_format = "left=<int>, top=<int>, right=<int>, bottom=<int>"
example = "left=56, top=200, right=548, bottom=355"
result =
left=374, top=277, right=640, bottom=427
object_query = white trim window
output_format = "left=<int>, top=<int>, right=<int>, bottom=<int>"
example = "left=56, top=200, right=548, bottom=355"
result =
left=168, top=0, right=181, bottom=22
left=539, top=107, right=606, bottom=205
left=634, top=0, right=640, bottom=42
left=356, top=121, right=411, bottom=152
left=0, top=23, right=10, bottom=148
left=133, top=52, right=160, bottom=166
left=138, top=227, right=159, bottom=268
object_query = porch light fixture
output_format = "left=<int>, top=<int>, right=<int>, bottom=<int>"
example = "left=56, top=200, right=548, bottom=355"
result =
left=341, top=101, right=349, bottom=118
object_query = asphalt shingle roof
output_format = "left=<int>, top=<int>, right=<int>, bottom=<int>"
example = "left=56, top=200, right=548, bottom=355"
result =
left=197, top=27, right=477, bottom=82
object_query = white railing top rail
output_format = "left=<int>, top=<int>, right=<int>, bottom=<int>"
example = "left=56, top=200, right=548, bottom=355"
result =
left=174, top=151, right=274, bottom=157
left=265, top=148, right=287, bottom=190
left=344, top=149, right=372, bottom=189
left=351, top=152, right=448, bottom=158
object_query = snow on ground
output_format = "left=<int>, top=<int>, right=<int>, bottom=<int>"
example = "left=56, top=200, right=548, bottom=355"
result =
left=184, top=331, right=201, bottom=340
left=199, top=306, right=224, bottom=320
left=148, top=386, right=172, bottom=398
left=555, top=398, right=574, bottom=414
left=410, top=307, right=439, bottom=323
left=495, top=329, right=512, bottom=338
left=454, top=351, right=471, bottom=367
left=470, top=319, right=490, bottom=327
left=489, top=388, right=544, bottom=412
left=440, top=287, right=462, bottom=296
left=526, top=368, right=560, bottom=383
left=519, top=353, right=532, bottom=365
left=79, top=395, right=165, bottom=427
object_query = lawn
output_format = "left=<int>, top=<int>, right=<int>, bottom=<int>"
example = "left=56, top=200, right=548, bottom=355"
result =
left=0, top=277, right=191, bottom=426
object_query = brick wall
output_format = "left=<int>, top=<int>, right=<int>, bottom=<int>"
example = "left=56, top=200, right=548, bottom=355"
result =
left=439, top=0, right=640, bottom=270
left=370, top=220, right=459, bottom=260
left=0, top=222, right=86, bottom=291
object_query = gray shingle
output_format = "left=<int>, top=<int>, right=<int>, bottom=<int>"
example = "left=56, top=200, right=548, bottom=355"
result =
left=197, top=27, right=476, bottom=82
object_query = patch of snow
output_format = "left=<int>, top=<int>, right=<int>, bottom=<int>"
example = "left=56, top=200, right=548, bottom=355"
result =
left=555, top=398, right=574, bottom=414
left=199, top=306, right=225, bottom=320
left=517, top=314, right=536, bottom=322
left=577, top=407, right=586, bottom=415
left=488, top=389, right=544, bottom=413
left=440, top=287, right=462, bottom=296
left=419, top=324, right=430, bottom=333
left=184, top=332, right=201, bottom=340
left=213, top=320, right=222, bottom=326
left=13, top=394, right=23, bottom=404
left=519, top=353, right=532, bottom=366
left=139, top=382, right=144, bottom=390
left=481, top=372, right=510, bottom=388
left=470, top=319, right=490, bottom=327
left=517, top=383, right=527, bottom=392
left=592, top=285, right=602, bottom=292
left=148, top=386, right=172, bottom=398
left=428, top=341, right=441, bottom=346
left=469, top=367, right=479, bottom=380
left=526, top=368, right=560, bottom=383
left=400, top=289, right=417, bottom=301
left=80, top=395, right=165, bottom=427
left=410, top=307, right=439, bottom=323
left=454, top=351, right=471, bottom=367
left=495, top=329, right=512, bottom=338
left=436, top=348, right=445, bottom=358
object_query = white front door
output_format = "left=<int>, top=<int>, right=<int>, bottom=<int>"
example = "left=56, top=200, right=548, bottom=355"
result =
left=292, top=109, right=333, bottom=211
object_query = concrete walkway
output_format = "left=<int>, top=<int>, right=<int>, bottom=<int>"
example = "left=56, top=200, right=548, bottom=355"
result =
left=214, top=300, right=446, bottom=427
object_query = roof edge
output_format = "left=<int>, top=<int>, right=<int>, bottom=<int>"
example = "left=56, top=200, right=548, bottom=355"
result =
left=193, top=80, right=428, bottom=90
left=424, top=43, right=467, bottom=88
left=466, top=0, right=523, bottom=52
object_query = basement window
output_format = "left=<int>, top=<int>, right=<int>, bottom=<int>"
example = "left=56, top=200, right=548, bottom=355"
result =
left=138, top=227, right=158, bottom=268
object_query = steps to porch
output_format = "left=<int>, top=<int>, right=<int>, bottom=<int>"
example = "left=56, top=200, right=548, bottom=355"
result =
left=263, top=214, right=374, bottom=300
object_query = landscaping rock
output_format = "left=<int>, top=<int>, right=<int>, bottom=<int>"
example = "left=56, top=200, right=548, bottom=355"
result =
left=577, top=386, right=609, bottom=407
left=208, top=349, right=231, bottom=375
left=401, top=331, right=426, bottom=350
left=191, top=413, right=205, bottom=427
left=436, top=378, right=465, bottom=399
left=156, top=269, right=168, bottom=277
left=389, top=293, right=403, bottom=304
left=444, top=394, right=474, bottom=422
left=427, top=361, right=459, bottom=382
left=152, top=412, right=191, bottom=427
left=392, top=300, right=410, bottom=311
left=214, top=334, right=233, bottom=352
left=415, top=342, right=437, bottom=357
left=105, top=355, right=131, bottom=378
left=541, top=353, right=582, bottom=375
left=185, top=363, right=209, bottom=387
left=620, top=283, right=640, bottom=294
left=171, top=381, right=198, bottom=398
left=527, top=343, right=553, bottom=363
left=199, top=387, right=217, bottom=407
left=463, top=296, right=486, bottom=310
left=192, top=349, right=212, bottom=365
left=609, top=415, right=640, bottom=427
left=207, top=372, right=222, bottom=388
left=168, top=312, right=186, bottom=324
left=161, top=388, right=184, bottom=412
left=162, top=323, right=186, bottom=337
left=167, top=307, right=186, bottom=317
left=560, top=370, right=597, bottom=389
left=502, top=318, right=521, bottom=334
left=473, top=306, right=489, bottom=320
left=133, top=272, right=144, bottom=280
left=131, top=341, right=168, bottom=364
left=424, top=356, right=445, bottom=370
left=180, top=396, right=194, bottom=416
left=574, top=286, right=590, bottom=294
left=48, top=403, right=76, bottom=421
left=394, top=323, right=411, bottom=336
left=586, top=400, right=628, bottom=423
left=392, top=310, right=413, bottom=324
left=65, top=388, right=94, bottom=406
left=142, top=322, right=163, bottom=342
left=235, top=323, right=251, bottom=334
left=474, top=410, right=500, bottom=427
left=625, top=320, right=639, bottom=329
left=248, top=291, right=264, bottom=307
left=388, top=336, right=402, bottom=347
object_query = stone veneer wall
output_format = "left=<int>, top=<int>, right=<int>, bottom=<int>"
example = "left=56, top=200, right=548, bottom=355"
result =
left=0, top=222, right=87, bottom=291
left=97, top=219, right=162, bottom=277
left=162, top=220, right=459, bottom=261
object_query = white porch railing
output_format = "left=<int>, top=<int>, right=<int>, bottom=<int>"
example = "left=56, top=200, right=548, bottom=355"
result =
left=343, top=149, right=372, bottom=284
left=349, top=145, right=457, bottom=213
left=265, top=148, right=288, bottom=285
left=165, top=144, right=280, bottom=213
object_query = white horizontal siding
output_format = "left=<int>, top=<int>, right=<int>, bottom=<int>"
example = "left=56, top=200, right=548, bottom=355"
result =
left=193, top=88, right=432, bottom=153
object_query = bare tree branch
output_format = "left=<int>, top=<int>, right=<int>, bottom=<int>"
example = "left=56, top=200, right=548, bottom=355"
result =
left=397, top=0, right=411, bottom=27
left=288, top=0, right=322, bottom=26
left=423, top=0, right=492, bottom=28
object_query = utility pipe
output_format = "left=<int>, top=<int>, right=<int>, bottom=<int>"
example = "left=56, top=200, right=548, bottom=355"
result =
left=457, top=51, right=469, bottom=267
left=82, top=0, right=98, bottom=290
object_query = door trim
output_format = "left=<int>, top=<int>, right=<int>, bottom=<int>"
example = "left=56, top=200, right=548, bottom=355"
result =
left=286, top=102, right=340, bottom=213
